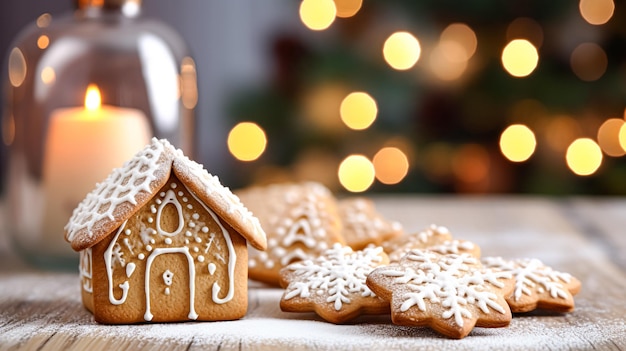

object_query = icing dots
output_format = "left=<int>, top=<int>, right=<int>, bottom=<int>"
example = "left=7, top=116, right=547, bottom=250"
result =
left=106, top=179, right=238, bottom=320
left=241, top=182, right=343, bottom=283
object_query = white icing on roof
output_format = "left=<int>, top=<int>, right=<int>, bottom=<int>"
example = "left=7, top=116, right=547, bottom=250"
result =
left=65, top=138, right=266, bottom=251
left=65, top=138, right=170, bottom=245
left=172, top=152, right=266, bottom=245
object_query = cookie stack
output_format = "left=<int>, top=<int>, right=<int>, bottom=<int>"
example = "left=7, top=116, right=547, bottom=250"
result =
left=237, top=182, right=581, bottom=339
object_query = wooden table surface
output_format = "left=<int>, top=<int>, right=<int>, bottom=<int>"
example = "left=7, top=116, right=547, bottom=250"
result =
left=1, top=197, right=625, bottom=350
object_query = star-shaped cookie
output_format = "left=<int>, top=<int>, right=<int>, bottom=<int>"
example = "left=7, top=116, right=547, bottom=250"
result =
left=482, top=257, right=581, bottom=313
left=366, top=250, right=515, bottom=339
left=279, top=244, right=390, bottom=323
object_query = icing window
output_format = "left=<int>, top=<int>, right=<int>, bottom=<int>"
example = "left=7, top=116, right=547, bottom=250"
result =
left=156, top=189, right=184, bottom=237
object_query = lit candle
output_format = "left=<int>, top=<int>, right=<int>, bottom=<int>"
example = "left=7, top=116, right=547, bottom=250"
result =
left=42, top=84, right=151, bottom=254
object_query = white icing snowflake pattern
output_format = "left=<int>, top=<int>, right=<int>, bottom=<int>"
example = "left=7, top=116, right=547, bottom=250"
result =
left=379, top=250, right=512, bottom=327
left=66, top=138, right=168, bottom=242
left=283, top=244, right=384, bottom=311
left=482, top=257, right=572, bottom=301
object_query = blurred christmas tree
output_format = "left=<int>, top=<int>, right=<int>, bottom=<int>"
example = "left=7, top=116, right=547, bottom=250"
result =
left=225, top=0, right=626, bottom=195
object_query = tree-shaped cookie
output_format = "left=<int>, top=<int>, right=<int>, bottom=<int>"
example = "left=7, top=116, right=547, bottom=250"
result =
left=366, top=250, right=515, bottom=339
left=383, top=224, right=452, bottom=262
left=482, top=257, right=581, bottom=313
left=338, top=197, right=403, bottom=250
left=279, top=244, right=390, bottom=323
left=237, top=182, right=344, bottom=286
left=427, top=239, right=481, bottom=257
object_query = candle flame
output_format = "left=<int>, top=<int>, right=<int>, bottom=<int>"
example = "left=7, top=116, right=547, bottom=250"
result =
left=85, top=84, right=101, bottom=111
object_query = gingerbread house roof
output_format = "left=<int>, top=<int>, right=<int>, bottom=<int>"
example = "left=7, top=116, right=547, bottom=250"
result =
left=65, top=138, right=267, bottom=252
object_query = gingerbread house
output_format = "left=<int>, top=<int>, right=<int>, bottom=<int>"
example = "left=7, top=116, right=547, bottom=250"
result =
left=65, top=138, right=266, bottom=324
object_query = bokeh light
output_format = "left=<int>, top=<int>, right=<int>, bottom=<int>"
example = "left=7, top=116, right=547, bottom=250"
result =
left=299, top=0, right=337, bottom=31
left=338, top=155, right=375, bottom=192
left=579, top=0, right=614, bottom=25
left=421, top=143, right=454, bottom=182
left=339, top=91, right=377, bottom=130
left=2, top=114, right=15, bottom=146
left=506, top=17, right=544, bottom=48
left=334, top=0, right=362, bottom=18
left=566, top=138, right=603, bottom=176
left=227, top=122, right=267, bottom=162
left=619, top=123, right=626, bottom=153
left=597, top=118, right=625, bottom=157
left=544, top=115, right=582, bottom=152
left=452, top=144, right=490, bottom=184
left=430, top=43, right=468, bottom=81
left=8, top=47, right=27, bottom=88
left=180, top=56, right=198, bottom=109
left=373, top=147, right=409, bottom=185
left=570, top=43, right=607, bottom=82
left=440, top=23, right=477, bottom=62
left=383, top=31, right=421, bottom=71
left=501, top=39, right=539, bottom=77
left=303, top=83, right=347, bottom=132
left=37, top=35, right=50, bottom=50
left=41, top=66, right=56, bottom=85
left=499, top=124, right=537, bottom=162
left=36, top=13, right=52, bottom=28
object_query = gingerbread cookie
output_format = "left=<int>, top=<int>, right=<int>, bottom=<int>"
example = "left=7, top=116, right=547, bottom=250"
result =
left=366, top=250, right=514, bottom=339
left=236, top=182, right=344, bottom=286
left=427, top=239, right=480, bottom=257
left=338, top=197, right=403, bottom=250
left=383, top=224, right=453, bottom=262
left=279, top=244, right=390, bottom=323
left=482, top=257, right=581, bottom=313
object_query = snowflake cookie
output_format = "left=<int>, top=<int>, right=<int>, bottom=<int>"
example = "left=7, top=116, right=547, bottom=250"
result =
left=482, top=257, right=581, bottom=313
left=366, top=250, right=515, bottom=339
left=279, top=244, right=390, bottom=323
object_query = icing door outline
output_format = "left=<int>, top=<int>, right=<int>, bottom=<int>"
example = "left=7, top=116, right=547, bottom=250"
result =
left=143, top=247, right=198, bottom=321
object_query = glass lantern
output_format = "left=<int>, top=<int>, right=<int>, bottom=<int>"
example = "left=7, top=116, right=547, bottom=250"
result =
left=2, top=0, right=198, bottom=269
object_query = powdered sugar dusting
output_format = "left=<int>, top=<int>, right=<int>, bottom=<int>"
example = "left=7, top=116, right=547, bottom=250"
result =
left=0, top=273, right=623, bottom=351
